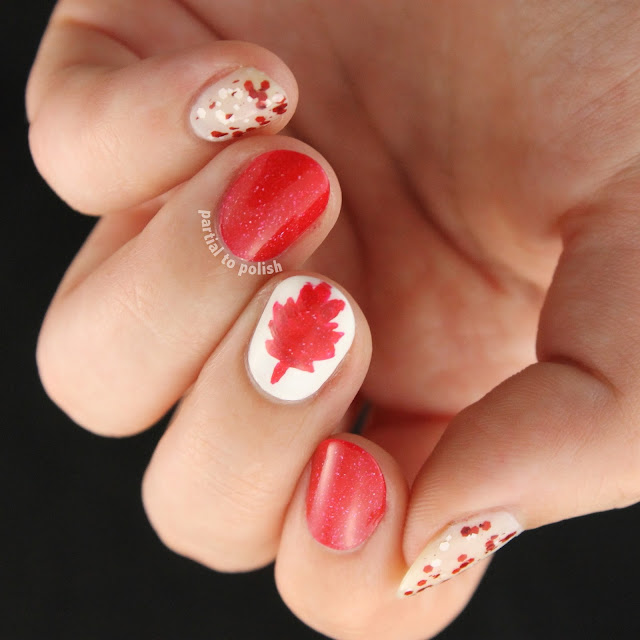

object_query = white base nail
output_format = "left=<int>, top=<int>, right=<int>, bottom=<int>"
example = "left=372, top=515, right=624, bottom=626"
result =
left=248, top=276, right=355, bottom=402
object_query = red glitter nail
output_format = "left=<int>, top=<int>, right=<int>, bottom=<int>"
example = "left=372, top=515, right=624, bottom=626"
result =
left=306, top=439, right=386, bottom=551
left=219, top=150, right=330, bottom=261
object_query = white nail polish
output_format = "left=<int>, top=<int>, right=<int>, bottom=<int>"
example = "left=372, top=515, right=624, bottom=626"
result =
left=248, top=276, right=355, bottom=402
left=398, top=511, right=523, bottom=597
left=190, top=67, right=288, bottom=141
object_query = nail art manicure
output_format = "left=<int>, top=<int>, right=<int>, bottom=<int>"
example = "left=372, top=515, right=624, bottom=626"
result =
left=398, top=511, right=523, bottom=597
left=190, top=67, right=288, bottom=141
left=219, top=150, right=330, bottom=262
left=247, top=276, right=355, bottom=401
left=306, top=439, right=386, bottom=551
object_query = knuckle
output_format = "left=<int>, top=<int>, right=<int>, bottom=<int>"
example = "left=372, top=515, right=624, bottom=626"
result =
left=112, top=260, right=199, bottom=356
left=36, top=303, right=117, bottom=435
left=279, top=585, right=380, bottom=640
left=181, top=418, right=285, bottom=523
left=36, top=311, right=82, bottom=425
left=142, top=428, right=282, bottom=572
left=113, top=269, right=159, bottom=337
left=28, top=73, right=130, bottom=214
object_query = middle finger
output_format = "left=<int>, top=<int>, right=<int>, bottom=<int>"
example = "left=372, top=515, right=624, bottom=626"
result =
left=36, top=136, right=340, bottom=435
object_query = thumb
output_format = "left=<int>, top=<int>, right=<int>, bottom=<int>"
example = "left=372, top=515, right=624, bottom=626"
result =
left=398, top=182, right=640, bottom=596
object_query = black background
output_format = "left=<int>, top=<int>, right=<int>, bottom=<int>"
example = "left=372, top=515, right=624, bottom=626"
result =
left=2, top=1, right=639, bottom=638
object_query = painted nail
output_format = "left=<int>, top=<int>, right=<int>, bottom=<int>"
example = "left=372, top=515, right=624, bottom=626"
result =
left=247, top=275, right=355, bottom=401
left=190, top=67, right=288, bottom=142
left=306, top=439, right=386, bottom=551
left=219, top=150, right=330, bottom=261
left=398, top=511, right=523, bottom=597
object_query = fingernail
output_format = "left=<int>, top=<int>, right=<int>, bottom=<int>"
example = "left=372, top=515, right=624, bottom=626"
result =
left=219, top=150, right=330, bottom=261
left=398, top=511, right=523, bottom=597
left=248, top=275, right=354, bottom=401
left=190, top=67, right=288, bottom=141
left=306, top=439, right=386, bottom=550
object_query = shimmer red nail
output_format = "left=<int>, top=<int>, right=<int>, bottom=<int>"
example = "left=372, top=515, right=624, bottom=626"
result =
left=218, top=150, right=330, bottom=262
left=306, top=439, right=386, bottom=551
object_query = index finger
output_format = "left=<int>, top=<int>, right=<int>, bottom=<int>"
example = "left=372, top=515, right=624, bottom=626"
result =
left=27, top=1, right=297, bottom=214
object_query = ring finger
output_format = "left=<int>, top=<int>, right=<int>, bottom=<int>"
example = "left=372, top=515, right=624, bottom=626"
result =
left=142, top=272, right=371, bottom=570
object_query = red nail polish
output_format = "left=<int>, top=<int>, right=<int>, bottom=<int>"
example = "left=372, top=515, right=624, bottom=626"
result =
left=219, top=150, right=330, bottom=261
left=306, top=439, right=386, bottom=551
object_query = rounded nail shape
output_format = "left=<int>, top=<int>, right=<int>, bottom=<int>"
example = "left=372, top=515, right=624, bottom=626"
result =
left=306, top=439, right=386, bottom=551
left=190, top=67, right=288, bottom=142
left=219, top=150, right=330, bottom=261
left=247, top=276, right=355, bottom=402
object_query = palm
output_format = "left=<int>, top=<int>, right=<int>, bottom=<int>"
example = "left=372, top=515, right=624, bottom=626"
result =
left=183, top=2, right=637, bottom=429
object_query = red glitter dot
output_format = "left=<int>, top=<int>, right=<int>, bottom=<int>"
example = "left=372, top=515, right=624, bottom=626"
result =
left=272, top=102, right=288, bottom=115
left=500, top=531, right=517, bottom=543
left=461, top=527, right=471, bottom=537
left=256, top=116, right=267, bottom=124
left=404, top=591, right=414, bottom=596
left=481, top=521, right=491, bottom=531
left=458, top=554, right=467, bottom=562
left=210, top=131, right=226, bottom=138
left=452, top=568, right=460, bottom=574
left=232, top=131, right=244, bottom=138
left=225, top=113, right=232, bottom=120
left=244, top=80, right=269, bottom=108
left=432, top=574, right=440, bottom=579
left=423, top=565, right=433, bottom=573
left=417, top=580, right=427, bottom=586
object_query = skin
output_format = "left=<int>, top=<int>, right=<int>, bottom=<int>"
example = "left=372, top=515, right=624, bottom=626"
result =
left=27, top=2, right=640, bottom=638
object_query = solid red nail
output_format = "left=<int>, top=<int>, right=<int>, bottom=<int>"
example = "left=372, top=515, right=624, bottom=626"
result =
left=306, top=439, right=386, bottom=551
left=219, top=150, right=330, bottom=261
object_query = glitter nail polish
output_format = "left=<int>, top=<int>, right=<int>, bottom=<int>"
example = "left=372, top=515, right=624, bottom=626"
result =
left=306, top=438, right=386, bottom=551
left=398, top=510, right=523, bottom=597
left=190, top=67, right=288, bottom=141
left=219, top=150, right=330, bottom=262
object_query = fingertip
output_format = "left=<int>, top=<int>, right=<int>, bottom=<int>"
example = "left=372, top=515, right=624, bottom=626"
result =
left=275, top=435, right=408, bottom=630
left=28, top=37, right=300, bottom=214
left=276, top=435, right=477, bottom=638
left=187, top=42, right=298, bottom=143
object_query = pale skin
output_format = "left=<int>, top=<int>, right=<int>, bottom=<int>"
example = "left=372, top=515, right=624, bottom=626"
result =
left=27, top=1, right=640, bottom=638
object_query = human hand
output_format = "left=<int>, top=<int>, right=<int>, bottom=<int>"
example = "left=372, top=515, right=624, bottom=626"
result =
left=28, top=2, right=640, bottom=638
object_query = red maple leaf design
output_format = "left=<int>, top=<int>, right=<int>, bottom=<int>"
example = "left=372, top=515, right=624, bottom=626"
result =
left=266, top=281, right=346, bottom=384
